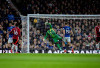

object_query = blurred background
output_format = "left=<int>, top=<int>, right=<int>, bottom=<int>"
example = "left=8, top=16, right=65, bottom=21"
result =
left=0, top=0, right=100, bottom=53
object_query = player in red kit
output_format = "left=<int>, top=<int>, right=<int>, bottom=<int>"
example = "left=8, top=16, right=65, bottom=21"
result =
left=10, top=23, right=20, bottom=53
left=95, top=22, right=100, bottom=53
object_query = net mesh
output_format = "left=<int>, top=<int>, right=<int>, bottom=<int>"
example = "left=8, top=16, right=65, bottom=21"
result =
left=22, top=14, right=100, bottom=53
left=21, top=16, right=28, bottom=53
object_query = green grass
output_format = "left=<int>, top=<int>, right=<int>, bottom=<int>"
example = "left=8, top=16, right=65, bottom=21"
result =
left=0, top=54, right=100, bottom=68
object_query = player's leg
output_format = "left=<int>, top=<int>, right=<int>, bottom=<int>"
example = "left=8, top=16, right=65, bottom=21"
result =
left=96, top=43, right=99, bottom=53
left=11, top=39, right=18, bottom=53
left=56, top=34, right=62, bottom=40
left=11, top=44, right=14, bottom=53
left=62, top=37, right=67, bottom=52
left=96, top=37, right=99, bottom=53
left=8, top=38, right=13, bottom=53
left=53, top=38, right=62, bottom=50
left=15, top=45, right=18, bottom=53
left=66, top=37, right=74, bottom=53
left=56, top=43, right=62, bottom=51
left=14, top=39, right=18, bottom=53
left=55, top=35, right=62, bottom=50
left=98, top=37, right=100, bottom=53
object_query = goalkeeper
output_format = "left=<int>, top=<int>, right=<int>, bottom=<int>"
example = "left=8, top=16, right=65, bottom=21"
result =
left=43, top=22, right=62, bottom=50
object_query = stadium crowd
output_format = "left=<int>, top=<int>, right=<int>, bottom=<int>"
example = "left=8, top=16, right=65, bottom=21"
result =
left=0, top=0, right=22, bottom=51
left=15, top=0, right=100, bottom=15
left=29, top=18, right=98, bottom=52
left=0, top=0, right=100, bottom=53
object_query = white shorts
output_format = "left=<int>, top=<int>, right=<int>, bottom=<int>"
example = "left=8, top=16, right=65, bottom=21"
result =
left=63, top=37, right=71, bottom=42
left=8, top=37, right=13, bottom=43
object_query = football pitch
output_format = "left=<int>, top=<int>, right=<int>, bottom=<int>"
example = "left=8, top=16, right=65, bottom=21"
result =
left=0, top=54, right=100, bottom=68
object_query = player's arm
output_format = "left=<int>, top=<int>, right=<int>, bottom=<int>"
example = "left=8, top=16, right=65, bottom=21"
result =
left=45, top=22, right=52, bottom=29
left=9, top=28, right=14, bottom=34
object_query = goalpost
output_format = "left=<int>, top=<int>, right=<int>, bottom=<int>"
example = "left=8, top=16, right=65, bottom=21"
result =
left=22, top=14, right=100, bottom=53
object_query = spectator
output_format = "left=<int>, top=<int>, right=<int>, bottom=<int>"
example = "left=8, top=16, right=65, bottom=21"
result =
left=0, top=25, right=3, bottom=35
left=8, top=12, right=15, bottom=21
left=13, top=0, right=100, bottom=15
left=0, top=0, right=21, bottom=52
left=1, top=0, right=100, bottom=52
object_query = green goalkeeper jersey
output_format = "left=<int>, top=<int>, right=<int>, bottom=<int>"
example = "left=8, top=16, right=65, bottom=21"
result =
left=44, top=23, right=62, bottom=43
left=45, top=29, right=56, bottom=38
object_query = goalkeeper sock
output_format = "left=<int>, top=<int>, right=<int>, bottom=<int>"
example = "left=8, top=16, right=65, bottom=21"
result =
left=57, top=44, right=62, bottom=50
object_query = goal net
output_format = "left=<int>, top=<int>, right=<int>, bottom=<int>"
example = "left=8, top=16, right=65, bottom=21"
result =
left=22, top=14, right=100, bottom=53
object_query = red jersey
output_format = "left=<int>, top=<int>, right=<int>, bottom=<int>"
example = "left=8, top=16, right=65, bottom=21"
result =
left=10, top=27, right=20, bottom=39
left=95, top=26, right=100, bottom=37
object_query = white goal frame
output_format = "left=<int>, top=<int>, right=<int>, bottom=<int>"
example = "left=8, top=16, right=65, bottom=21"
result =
left=26, top=14, right=100, bottom=53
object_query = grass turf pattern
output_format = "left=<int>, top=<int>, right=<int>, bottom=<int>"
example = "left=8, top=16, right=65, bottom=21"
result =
left=0, top=54, right=100, bottom=68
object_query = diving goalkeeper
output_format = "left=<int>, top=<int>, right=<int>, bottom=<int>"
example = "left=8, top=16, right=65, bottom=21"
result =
left=43, top=22, right=62, bottom=50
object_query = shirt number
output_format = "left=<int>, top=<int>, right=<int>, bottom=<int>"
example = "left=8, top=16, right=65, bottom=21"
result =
left=66, top=30, right=70, bottom=34
left=14, top=30, right=18, bottom=35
